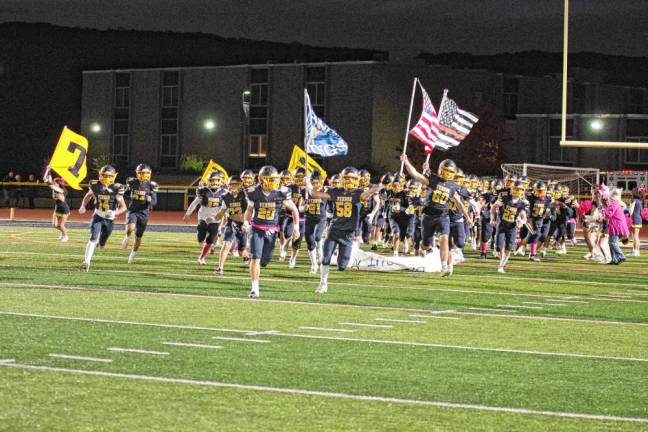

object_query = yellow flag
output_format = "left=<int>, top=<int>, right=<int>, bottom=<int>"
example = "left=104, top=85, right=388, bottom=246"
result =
left=48, top=126, right=89, bottom=190
left=200, top=160, right=229, bottom=184
left=288, top=146, right=327, bottom=181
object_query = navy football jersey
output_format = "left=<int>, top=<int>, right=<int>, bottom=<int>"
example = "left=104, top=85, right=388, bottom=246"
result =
left=248, top=186, right=290, bottom=227
left=528, top=195, right=552, bottom=221
left=125, top=178, right=158, bottom=212
left=449, top=186, right=471, bottom=222
left=328, top=188, right=364, bottom=232
left=221, top=190, right=248, bottom=218
left=498, top=195, right=528, bottom=228
left=90, top=180, right=124, bottom=215
left=305, top=189, right=328, bottom=221
left=556, top=196, right=576, bottom=221
left=360, top=187, right=376, bottom=216
left=389, top=190, right=419, bottom=217
left=289, top=184, right=306, bottom=217
left=423, top=174, right=459, bottom=217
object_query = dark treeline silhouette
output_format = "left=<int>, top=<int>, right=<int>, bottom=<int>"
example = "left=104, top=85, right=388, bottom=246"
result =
left=416, top=50, right=648, bottom=88
left=0, top=22, right=386, bottom=174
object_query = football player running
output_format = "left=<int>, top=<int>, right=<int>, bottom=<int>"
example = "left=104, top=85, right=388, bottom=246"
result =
left=242, top=166, right=299, bottom=298
left=78, top=165, right=127, bottom=271
left=213, top=175, right=249, bottom=275
left=183, top=171, right=225, bottom=264
left=121, top=163, right=159, bottom=263
left=491, top=180, right=529, bottom=273
left=307, top=167, right=382, bottom=294
left=401, top=155, right=473, bottom=277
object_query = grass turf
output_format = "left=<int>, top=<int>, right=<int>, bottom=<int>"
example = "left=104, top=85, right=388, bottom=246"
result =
left=0, top=225, right=647, bottom=431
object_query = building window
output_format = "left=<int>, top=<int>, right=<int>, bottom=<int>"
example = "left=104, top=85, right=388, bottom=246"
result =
left=112, top=72, right=131, bottom=165
left=503, top=77, right=518, bottom=119
left=629, top=89, right=645, bottom=114
left=571, top=82, right=587, bottom=113
left=159, top=71, right=180, bottom=168
left=547, top=118, right=575, bottom=164
left=624, top=119, right=648, bottom=164
left=306, top=66, right=326, bottom=118
left=248, top=68, right=269, bottom=161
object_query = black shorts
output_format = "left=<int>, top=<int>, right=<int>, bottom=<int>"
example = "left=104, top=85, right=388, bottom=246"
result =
left=197, top=220, right=220, bottom=244
left=223, top=220, right=247, bottom=252
left=422, top=214, right=450, bottom=247
left=450, top=220, right=466, bottom=249
left=496, top=224, right=517, bottom=251
left=321, top=228, right=355, bottom=270
left=250, top=227, right=277, bottom=267
left=127, top=211, right=149, bottom=238
left=305, top=218, right=326, bottom=251
left=389, top=214, right=416, bottom=242
left=54, top=201, right=70, bottom=216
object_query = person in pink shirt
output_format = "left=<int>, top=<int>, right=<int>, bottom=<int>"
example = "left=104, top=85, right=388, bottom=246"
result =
left=602, top=188, right=630, bottom=264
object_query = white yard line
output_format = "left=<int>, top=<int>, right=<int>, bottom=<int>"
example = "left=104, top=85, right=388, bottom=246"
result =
left=0, top=359, right=16, bottom=364
left=162, top=342, right=222, bottom=350
left=212, top=336, right=271, bottom=344
left=270, top=332, right=648, bottom=363
left=597, top=294, right=634, bottom=299
left=467, top=307, right=519, bottom=313
left=299, top=327, right=355, bottom=333
left=338, top=322, right=394, bottom=329
left=497, top=305, right=544, bottom=310
left=409, top=314, right=459, bottom=320
left=550, top=299, right=590, bottom=304
left=49, top=354, right=112, bottom=363
left=522, top=302, right=567, bottom=307
left=108, top=348, right=169, bottom=356
left=375, top=318, right=426, bottom=324
left=2, top=363, right=647, bottom=424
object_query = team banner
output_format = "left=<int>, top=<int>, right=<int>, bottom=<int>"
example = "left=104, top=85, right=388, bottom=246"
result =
left=48, top=126, right=89, bottom=190
left=200, top=160, right=229, bottom=184
left=331, top=244, right=444, bottom=273
left=304, top=89, right=348, bottom=157
left=288, top=145, right=327, bottom=180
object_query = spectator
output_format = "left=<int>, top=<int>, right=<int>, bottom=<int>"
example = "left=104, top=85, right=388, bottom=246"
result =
left=12, top=174, right=26, bottom=208
left=26, top=174, right=38, bottom=209
left=603, top=187, right=630, bottom=265
left=2, top=170, right=14, bottom=207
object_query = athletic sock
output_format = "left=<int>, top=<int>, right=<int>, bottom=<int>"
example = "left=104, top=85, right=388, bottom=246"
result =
left=320, top=264, right=330, bottom=283
left=480, top=242, right=488, bottom=253
left=529, top=243, right=538, bottom=256
left=200, top=243, right=211, bottom=259
left=308, top=249, right=317, bottom=267
left=251, top=280, right=259, bottom=292
left=84, top=241, right=97, bottom=264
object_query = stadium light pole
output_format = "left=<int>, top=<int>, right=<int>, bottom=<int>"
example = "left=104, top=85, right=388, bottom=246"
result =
left=241, top=89, right=251, bottom=169
left=561, top=0, right=569, bottom=147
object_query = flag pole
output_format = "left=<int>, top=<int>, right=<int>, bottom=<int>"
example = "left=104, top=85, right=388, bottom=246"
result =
left=399, top=77, right=419, bottom=175
left=303, top=89, right=310, bottom=179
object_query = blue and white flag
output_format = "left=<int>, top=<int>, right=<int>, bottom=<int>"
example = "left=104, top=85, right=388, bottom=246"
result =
left=304, top=89, right=348, bottom=157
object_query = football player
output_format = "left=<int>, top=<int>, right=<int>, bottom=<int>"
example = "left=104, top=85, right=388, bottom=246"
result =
left=241, top=169, right=256, bottom=188
left=401, top=155, right=473, bottom=276
left=121, top=163, right=159, bottom=263
left=242, top=166, right=300, bottom=298
left=526, top=181, right=551, bottom=261
left=287, top=167, right=307, bottom=268
left=183, top=171, right=225, bottom=264
left=388, top=174, right=419, bottom=256
left=448, top=168, right=473, bottom=266
left=553, top=185, right=577, bottom=255
left=213, top=175, right=249, bottom=275
left=43, top=166, right=70, bottom=242
left=307, top=167, right=382, bottom=294
left=278, top=169, right=294, bottom=261
left=304, top=170, right=328, bottom=273
left=491, top=180, right=528, bottom=273
left=78, top=165, right=127, bottom=271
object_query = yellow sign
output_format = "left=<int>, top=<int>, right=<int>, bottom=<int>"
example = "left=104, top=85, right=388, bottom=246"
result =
left=48, top=126, right=88, bottom=190
left=200, top=160, right=229, bottom=184
left=288, top=145, right=327, bottom=181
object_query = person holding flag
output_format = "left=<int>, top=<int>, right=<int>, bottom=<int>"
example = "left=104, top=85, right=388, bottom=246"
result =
left=43, top=165, right=70, bottom=242
left=78, top=165, right=127, bottom=272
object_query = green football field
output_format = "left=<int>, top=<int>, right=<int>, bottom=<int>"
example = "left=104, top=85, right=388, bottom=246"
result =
left=1, top=225, right=647, bottom=431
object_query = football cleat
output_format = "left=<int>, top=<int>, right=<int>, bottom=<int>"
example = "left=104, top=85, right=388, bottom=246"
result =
left=198, top=257, right=206, bottom=265
left=80, top=261, right=90, bottom=272
left=440, top=267, right=451, bottom=277
left=309, top=265, right=318, bottom=274
left=128, top=255, right=135, bottom=264
left=288, top=257, right=296, bottom=269
left=315, top=282, right=328, bottom=294
left=60, top=235, right=69, bottom=242
left=248, top=290, right=259, bottom=299
left=214, top=268, right=224, bottom=276
left=529, top=255, right=541, bottom=262
left=497, top=266, right=505, bottom=274
left=121, top=236, right=129, bottom=249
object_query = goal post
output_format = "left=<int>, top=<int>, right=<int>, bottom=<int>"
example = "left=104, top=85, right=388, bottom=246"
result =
left=501, top=163, right=600, bottom=199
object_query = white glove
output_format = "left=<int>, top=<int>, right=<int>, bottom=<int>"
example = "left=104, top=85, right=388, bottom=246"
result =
left=78, top=206, right=86, bottom=214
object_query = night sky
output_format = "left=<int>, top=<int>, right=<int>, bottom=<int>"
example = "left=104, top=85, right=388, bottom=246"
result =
left=2, top=0, right=647, bottom=59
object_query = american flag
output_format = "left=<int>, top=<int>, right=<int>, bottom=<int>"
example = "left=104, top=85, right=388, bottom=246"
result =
left=435, top=95, right=479, bottom=148
left=408, top=84, right=440, bottom=155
